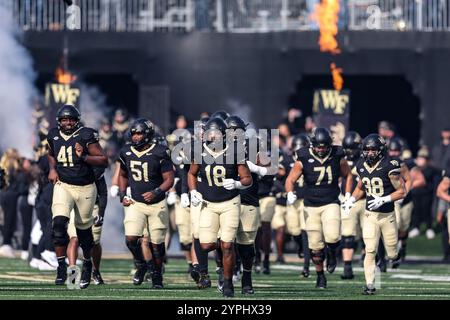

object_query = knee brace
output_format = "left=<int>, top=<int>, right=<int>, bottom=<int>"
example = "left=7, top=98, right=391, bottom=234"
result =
left=310, top=249, right=325, bottom=266
left=125, top=238, right=144, bottom=263
left=51, top=216, right=69, bottom=247
left=180, top=242, right=192, bottom=251
left=342, top=236, right=355, bottom=249
left=150, top=243, right=166, bottom=260
left=237, top=244, right=255, bottom=261
left=76, top=227, right=94, bottom=253
left=326, top=241, right=341, bottom=252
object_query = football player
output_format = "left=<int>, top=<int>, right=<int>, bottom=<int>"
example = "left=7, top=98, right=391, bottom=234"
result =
left=118, top=118, right=174, bottom=289
left=436, top=165, right=450, bottom=245
left=188, top=117, right=252, bottom=298
left=340, top=131, right=365, bottom=280
left=285, top=128, right=353, bottom=289
left=226, top=115, right=271, bottom=294
left=271, top=135, right=289, bottom=265
left=342, top=134, right=405, bottom=295
left=47, top=104, right=108, bottom=289
left=285, top=133, right=311, bottom=277
left=169, top=130, right=193, bottom=275
left=256, top=136, right=277, bottom=275
left=387, top=138, right=425, bottom=264
left=67, top=166, right=107, bottom=285
left=188, top=117, right=213, bottom=289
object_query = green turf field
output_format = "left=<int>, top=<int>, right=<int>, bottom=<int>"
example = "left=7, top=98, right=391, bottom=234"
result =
left=0, top=255, right=449, bottom=300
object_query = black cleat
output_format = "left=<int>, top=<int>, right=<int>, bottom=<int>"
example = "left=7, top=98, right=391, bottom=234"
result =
left=80, top=260, right=93, bottom=289
left=223, top=281, right=234, bottom=298
left=301, top=267, right=310, bottom=278
left=326, top=250, right=337, bottom=274
left=378, top=258, right=388, bottom=272
left=151, top=272, right=164, bottom=289
left=197, top=273, right=211, bottom=289
left=92, top=269, right=104, bottom=285
left=276, top=256, right=285, bottom=264
left=145, top=261, right=154, bottom=283
left=316, top=274, right=327, bottom=289
left=341, top=264, right=354, bottom=280
left=55, top=264, right=67, bottom=285
left=363, top=284, right=376, bottom=295
left=391, top=255, right=401, bottom=269
left=241, top=285, right=254, bottom=295
left=133, top=262, right=147, bottom=285
left=262, top=260, right=270, bottom=275
left=216, top=267, right=224, bottom=293
left=190, top=265, right=201, bottom=284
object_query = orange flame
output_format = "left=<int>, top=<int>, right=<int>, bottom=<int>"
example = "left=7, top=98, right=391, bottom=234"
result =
left=55, top=66, right=77, bottom=84
left=330, top=63, right=343, bottom=91
left=313, top=0, right=341, bottom=54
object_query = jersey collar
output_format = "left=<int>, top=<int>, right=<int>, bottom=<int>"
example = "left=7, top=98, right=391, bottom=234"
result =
left=363, top=159, right=383, bottom=174
left=59, top=127, right=83, bottom=141
left=203, top=143, right=228, bottom=159
left=308, top=148, right=331, bottom=165
left=130, top=144, right=156, bottom=158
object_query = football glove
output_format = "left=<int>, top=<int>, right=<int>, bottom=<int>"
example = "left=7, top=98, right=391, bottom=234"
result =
left=190, top=190, right=202, bottom=207
left=167, top=191, right=177, bottom=206
left=110, top=185, right=119, bottom=197
left=287, top=191, right=297, bottom=205
left=368, top=195, right=392, bottom=211
left=180, top=193, right=190, bottom=208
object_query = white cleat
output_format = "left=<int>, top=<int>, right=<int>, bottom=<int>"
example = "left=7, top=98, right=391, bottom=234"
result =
left=37, top=259, right=57, bottom=271
left=41, top=250, right=58, bottom=268
left=20, top=251, right=29, bottom=261
left=426, top=229, right=435, bottom=240
left=29, top=258, right=40, bottom=269
left=0, top=245, right=15, bottom=258
left=408, top=228, right=420, bottom=239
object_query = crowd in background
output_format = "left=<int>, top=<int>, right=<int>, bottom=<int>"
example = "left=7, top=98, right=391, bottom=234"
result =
left=0, top=103, right=449, bottom=272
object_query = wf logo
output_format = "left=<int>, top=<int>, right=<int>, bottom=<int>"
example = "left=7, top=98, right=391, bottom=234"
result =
left=66, top=4, right=81, bottom=30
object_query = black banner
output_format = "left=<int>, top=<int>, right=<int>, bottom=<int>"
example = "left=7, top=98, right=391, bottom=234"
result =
left=44, top=82, right=81, bottom=128
left=313, top=89, right=350, bottom=144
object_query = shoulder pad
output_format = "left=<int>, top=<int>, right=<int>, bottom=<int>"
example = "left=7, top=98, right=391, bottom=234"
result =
left=80, top=127, right=98, bottom=140
left=390, top=159, right=400, bottom=167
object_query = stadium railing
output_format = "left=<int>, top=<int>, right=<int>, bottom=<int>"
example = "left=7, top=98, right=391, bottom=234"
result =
left=2, top=0, right=450, bottom=32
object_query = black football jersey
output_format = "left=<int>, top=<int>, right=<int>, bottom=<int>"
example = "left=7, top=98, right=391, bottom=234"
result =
left=119, top=143, right=173, bottom=204
left=274, top=151, right=289, bottom=206
left=240, top=172, right=259, bottom=207
left=290, top=149, right=306, bottom=199
left=296, top=146, right=345, bottom=207
left=240, top=143, right=260, bottom=207
left=444, top=166, right=450, bottom=180
left=340, top=156, right=362, bottom=195
left=399, top=157, right=415, bottom=206
left=356, top=156, right=402, bottom=213
left=196, top=143, right=244, bottom=203
left=47, top=127, right=99, bottom=186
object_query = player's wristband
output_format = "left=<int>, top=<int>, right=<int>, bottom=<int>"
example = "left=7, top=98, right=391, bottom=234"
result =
left=151, top=187, right=164, bottom=198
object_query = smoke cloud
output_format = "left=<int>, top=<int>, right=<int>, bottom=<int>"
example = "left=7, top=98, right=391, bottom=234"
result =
left=0, top=2, right=37, bottom=157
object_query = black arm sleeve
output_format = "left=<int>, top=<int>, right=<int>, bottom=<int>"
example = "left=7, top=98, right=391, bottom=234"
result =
left=95, top=176, right=108, bottom=218
left=179, top=165, right=189, bottom=194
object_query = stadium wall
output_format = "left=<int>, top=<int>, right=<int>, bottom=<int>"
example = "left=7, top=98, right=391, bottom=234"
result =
left=22, top=31, right=450, bottom=150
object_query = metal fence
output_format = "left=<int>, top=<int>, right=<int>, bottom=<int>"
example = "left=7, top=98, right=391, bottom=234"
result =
left=3, top=0, right=450, bottom=32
